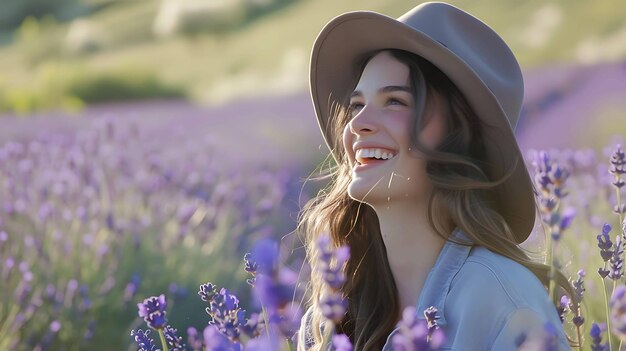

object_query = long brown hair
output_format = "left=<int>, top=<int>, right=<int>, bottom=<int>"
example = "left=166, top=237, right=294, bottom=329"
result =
left=297, top=49, right=575, bottom=351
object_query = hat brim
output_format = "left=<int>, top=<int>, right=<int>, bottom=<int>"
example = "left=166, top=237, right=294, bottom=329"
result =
left=309, top=11, right=536, bottom=243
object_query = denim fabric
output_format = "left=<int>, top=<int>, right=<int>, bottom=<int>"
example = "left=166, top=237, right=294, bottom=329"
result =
left=381, top=228, right=570, bottom=350
left=300, top=228, right=571, bottom=351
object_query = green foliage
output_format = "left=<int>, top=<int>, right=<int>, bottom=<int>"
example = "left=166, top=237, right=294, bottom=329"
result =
left=0, top=0, right=90, bottom=31
left=0, top=63, right=186, bottom=115
left=64, top=66, right=186, bottom=103
left=14, top=15, right=64, bottom=65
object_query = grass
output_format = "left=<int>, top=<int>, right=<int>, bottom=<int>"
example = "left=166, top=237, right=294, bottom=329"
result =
left=0, top=0, right=625, bottom=108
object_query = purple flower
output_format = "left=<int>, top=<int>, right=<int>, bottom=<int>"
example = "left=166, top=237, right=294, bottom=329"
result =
left=254, top=272, right=293, bottom=316
left=243, top=252, right=259, bottom=286
left=609, top=235, right=624, bottom=281
left=130, top=329, right=158, bottom=351
left=164, top=325, right=185, bottom=351
left=391, top=306, right=445, bottom=351
left=203, top=325, right=239, bottom=351
left=187, top=327, right=203, bottom=351
left=319, top=293, right=348, bottom=324
left=540, top=323, right=560, bottom=351
left=249, top=239, right=279, bottom=275
left=558, top=207, right=576, bottom=231
left=245, top=333, right=280, bottom=351
left=609, top=144, right=625, bottom=189
left=571, top=270, right=585, bottom=327
left=199, top=283, right=246, bottom=342
left=597, top=224, right=613, bottom=261
left=590, top=323, right=609, bottom=351
left=316, top=233, right=350, bottom=323
left=532, top=151, right=570, bottom=200
left=124, top=273, right=141, bottom=303
left=240, top=312, right=265, bottom=338
left=423, top=306, right=440, bottom=333
left=332, top=334, right=353, bottom=351
left=557, top=295, right=570, bottom=323
left=137, top=294, right=168, bottom=329
left=198, top=282, right=218, bottom=302
left=515, top=322, right=559, bottom=351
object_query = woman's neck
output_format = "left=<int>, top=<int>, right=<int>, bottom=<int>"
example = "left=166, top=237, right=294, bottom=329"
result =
left=372, top=199, right=449, bottom=314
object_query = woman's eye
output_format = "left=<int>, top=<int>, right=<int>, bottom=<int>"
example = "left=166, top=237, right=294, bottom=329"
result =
left=349, top=102, right=364, bottom=113
left=387, top=98, right=405, bottom=106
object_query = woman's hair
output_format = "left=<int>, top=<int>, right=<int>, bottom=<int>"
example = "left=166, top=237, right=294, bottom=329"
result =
left=297, top=49, right=576, bottom=351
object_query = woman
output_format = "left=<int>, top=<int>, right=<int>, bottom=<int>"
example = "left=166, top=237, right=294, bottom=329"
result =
left=297, top=2, right=574, bottom=351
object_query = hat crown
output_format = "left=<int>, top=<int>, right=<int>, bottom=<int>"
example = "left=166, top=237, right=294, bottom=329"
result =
left=398, top=2, right=524, bottom=130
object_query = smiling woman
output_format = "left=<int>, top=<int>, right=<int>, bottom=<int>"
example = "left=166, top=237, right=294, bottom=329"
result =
left=296, top=2, right=576, bottom=351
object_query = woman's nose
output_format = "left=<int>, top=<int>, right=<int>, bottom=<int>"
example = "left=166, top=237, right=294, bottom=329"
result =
left=349, top=105, right=379, bottom=135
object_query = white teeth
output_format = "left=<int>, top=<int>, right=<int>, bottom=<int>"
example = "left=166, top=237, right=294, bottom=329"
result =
left=355, top=148, right=396, bottom=161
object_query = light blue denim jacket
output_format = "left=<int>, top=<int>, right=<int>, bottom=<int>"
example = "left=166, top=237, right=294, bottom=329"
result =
left=300, top=228, right=571, bottom=350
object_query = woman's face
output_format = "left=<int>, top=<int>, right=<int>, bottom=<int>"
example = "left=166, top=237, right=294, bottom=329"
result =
left=342, top=51, right=446, bottom=207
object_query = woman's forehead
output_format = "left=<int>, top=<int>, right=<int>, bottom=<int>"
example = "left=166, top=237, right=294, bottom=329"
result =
left=352, top=51, right=412, bottom=96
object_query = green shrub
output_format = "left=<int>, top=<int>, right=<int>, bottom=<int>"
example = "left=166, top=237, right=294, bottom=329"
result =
left=64, top=66, right=186, bottom=103
left=0, top=63, right=187, bottom=115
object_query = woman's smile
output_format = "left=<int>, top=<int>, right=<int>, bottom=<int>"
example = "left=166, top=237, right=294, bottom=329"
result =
left=342, top=51, right=445, bottom=206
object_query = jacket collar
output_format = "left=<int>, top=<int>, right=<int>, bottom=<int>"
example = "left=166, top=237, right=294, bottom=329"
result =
left=414, top=227, right=473, bottom=327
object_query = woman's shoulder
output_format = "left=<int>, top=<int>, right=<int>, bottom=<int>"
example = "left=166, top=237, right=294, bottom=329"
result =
left=441, top=246, right=569, bottom=350
left=450, top=246, right=552, bottom=311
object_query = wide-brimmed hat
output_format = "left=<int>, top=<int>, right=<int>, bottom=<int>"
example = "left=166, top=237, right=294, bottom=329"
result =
left=309, top=2, right=535, bottom=243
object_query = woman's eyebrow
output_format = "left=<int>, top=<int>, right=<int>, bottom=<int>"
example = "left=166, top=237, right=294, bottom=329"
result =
left=350, top=85, right=412, bottom=98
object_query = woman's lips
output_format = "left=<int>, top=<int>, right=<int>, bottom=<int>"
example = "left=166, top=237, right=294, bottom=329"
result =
left=354, top=159, right=388, bottom=172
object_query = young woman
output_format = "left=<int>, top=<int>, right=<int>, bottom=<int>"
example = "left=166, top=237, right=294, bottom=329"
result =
left=297, top=2, right=574, bottom=351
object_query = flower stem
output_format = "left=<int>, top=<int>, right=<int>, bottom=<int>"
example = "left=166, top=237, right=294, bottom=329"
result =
left=603, top=279, right=614, bottom=351
left=158, top=329, right=169, bottom=351
left=616, top=187, right=625, bottom=285
left=547, top=230, right=557, bottom=303
left=574, top=304, right=583, bottom=351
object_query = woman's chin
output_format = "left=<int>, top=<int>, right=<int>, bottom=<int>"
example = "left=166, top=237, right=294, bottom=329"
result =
left=347, top=183, right=386, bottom=204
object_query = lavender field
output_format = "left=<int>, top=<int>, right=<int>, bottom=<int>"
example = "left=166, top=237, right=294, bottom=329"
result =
left=1, top=59, right=626, bottom=350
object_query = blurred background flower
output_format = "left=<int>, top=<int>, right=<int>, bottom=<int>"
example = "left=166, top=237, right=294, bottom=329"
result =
left=0, top=0, right=625, bottom=350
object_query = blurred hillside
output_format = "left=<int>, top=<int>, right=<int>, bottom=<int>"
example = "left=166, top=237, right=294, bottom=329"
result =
left=0, top=0, right=625, bottom=112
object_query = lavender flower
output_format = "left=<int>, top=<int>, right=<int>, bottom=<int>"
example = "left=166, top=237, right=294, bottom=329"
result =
left=247, top=239, right=301, bottom=339
left=130, top=329, right=159, bottom=351
left=557, top=295, right=570, bottom=323
left=423, top=306, right=440, bottom=334
left=137, top=294, right=168, bottom=329
left=597, top=224, right=613, bottom=278
left=391, top=306, right=445, bottom=351
left=533, top=151, right=570, bottom=200
left=164, top=325, right=185, bottom=351
left=597, top=224, right=614, bottom=262
left=515, top=322, right=559, bottom=351
left=610, top=144, right=626, bottom=189
left=245, top=333, right=280, bottom=351
left=187, top=327, right=203, bottom=351
left=610, top=235, right=624, bottom=281
left=332, top=334, right=353, bottom=351
left=199, top=283, right=246, bottom=342
left=540, top=323, right=559, bottom=351
left=316, top=233, right=350, bottom=324
left=590, top=323, right=609, bottom=351
left=243, top=252, right=259, bottom=286
left=203, top=325, right=238, bottom=351
left=571, top=269, right=585, bottom=327
left=124, top=273, right=141, bottom=303
left=240, top=312, right=265, bottom=338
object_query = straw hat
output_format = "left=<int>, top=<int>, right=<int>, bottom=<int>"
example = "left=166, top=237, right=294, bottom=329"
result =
left=309, top=2, right=535, bottom=243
